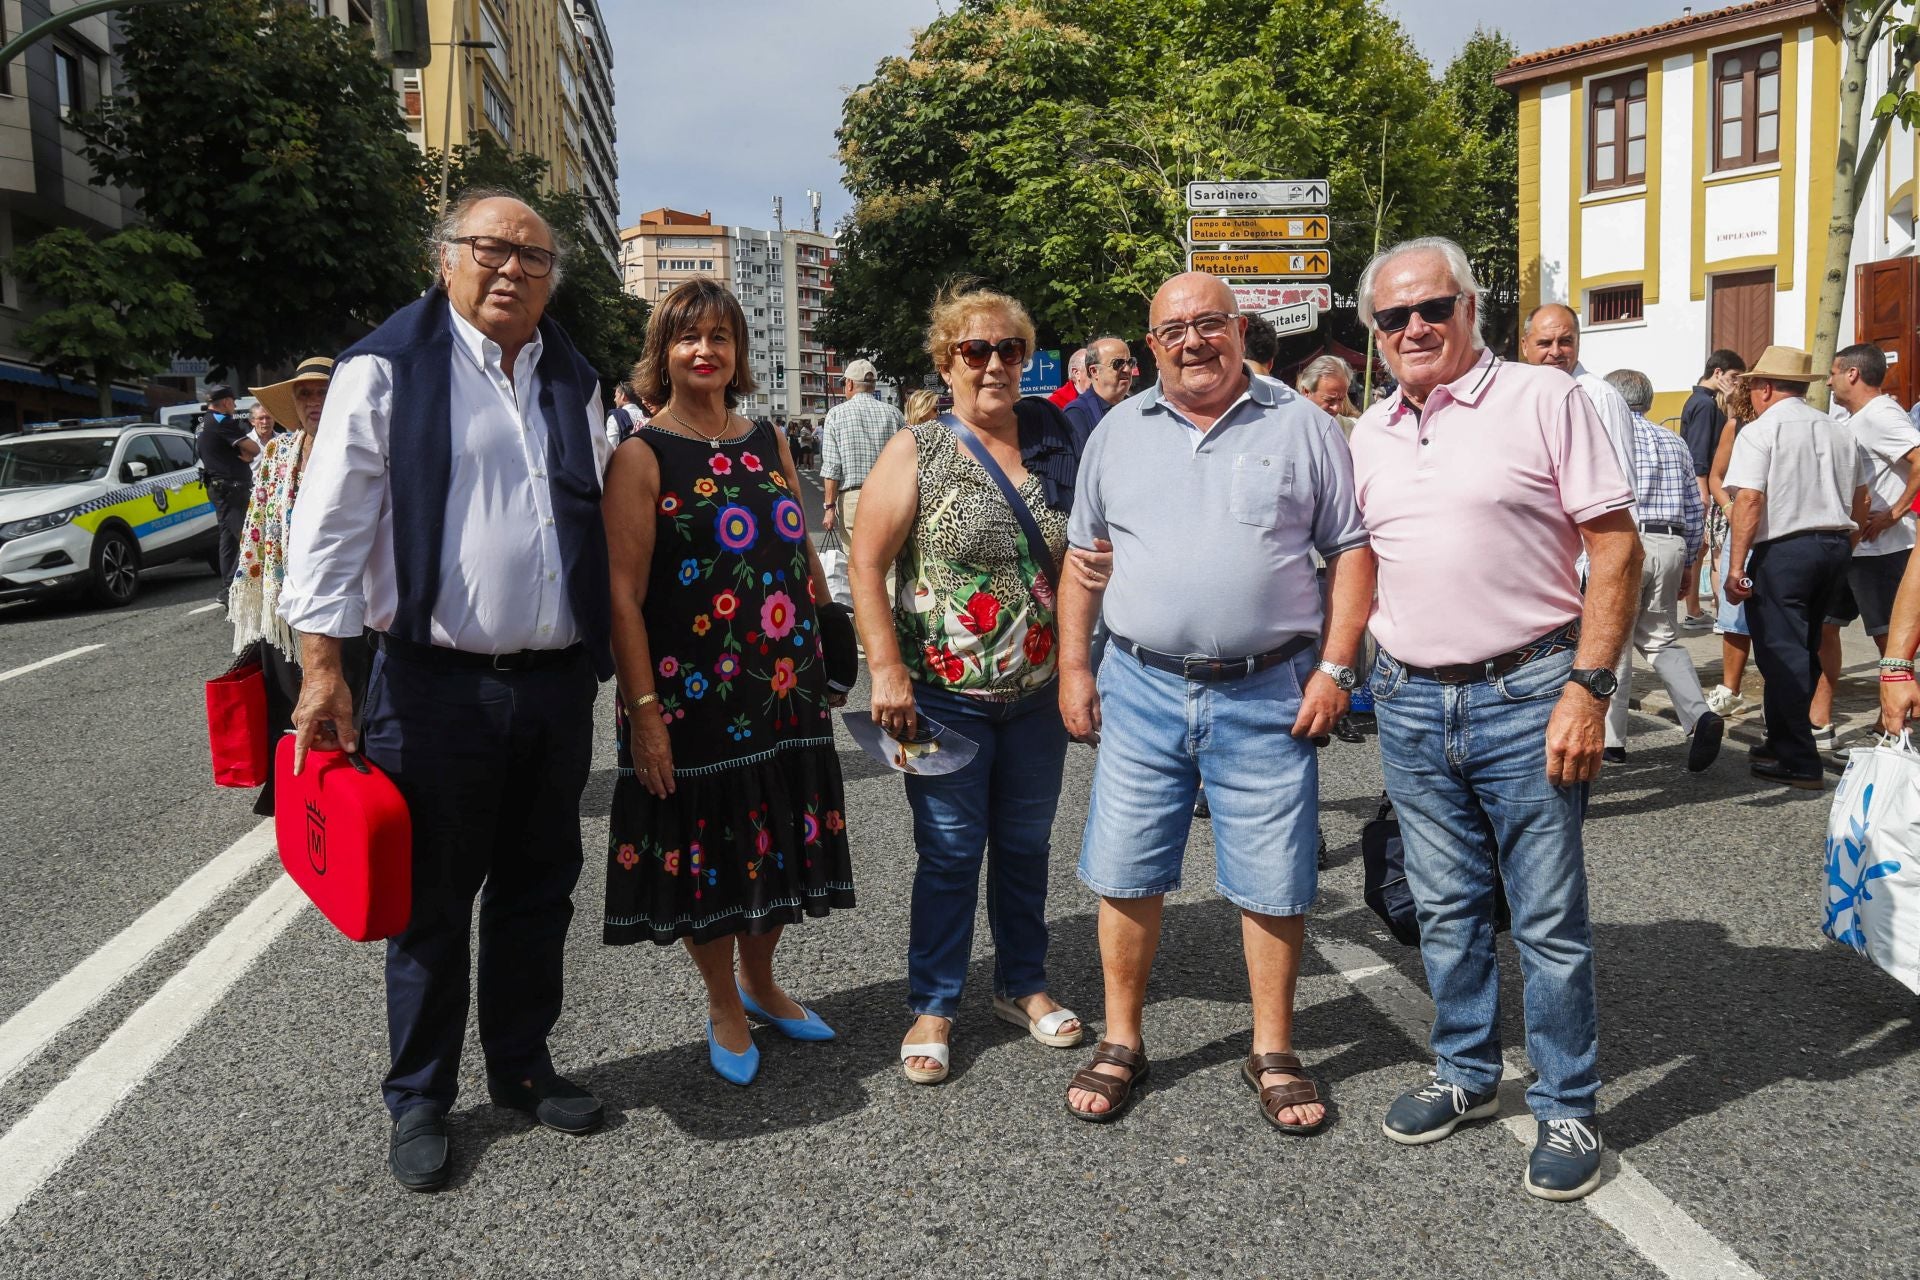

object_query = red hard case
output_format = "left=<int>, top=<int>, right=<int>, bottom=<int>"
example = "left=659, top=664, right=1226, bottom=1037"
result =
left=273, top=736, right=412, bottom=941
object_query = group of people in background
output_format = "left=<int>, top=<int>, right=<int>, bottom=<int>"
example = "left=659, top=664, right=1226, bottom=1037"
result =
left=198, top=180, right=1920, bottom=1211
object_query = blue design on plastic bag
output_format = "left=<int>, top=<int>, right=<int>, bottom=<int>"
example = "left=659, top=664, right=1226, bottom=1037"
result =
left=1825, top=782, right=1902, bottom=952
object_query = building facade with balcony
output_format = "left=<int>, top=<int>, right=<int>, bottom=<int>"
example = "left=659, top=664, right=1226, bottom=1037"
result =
left=783, top=229, right=840, bottom=419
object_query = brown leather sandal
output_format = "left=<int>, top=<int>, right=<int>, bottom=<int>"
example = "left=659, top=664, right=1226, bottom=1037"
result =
left=1242, top=1051, right=1329, bottom=1135
left=1065, top=1040, right=1150, bottom=1124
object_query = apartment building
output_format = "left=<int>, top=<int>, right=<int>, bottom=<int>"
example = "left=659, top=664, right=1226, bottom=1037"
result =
left=394, top=0, right=619, bottom=266
left=621, top=210, right=844, bottom=420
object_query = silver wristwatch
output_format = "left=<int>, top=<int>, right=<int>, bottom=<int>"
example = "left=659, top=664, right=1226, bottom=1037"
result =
left=1316, top=660, right=1359, bottom=691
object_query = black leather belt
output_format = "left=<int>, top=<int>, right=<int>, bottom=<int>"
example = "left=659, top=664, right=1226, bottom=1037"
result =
left=375, top=631, right=583, bottom=672
left=1393, top=621, right=1580, bottom=685
left=1116, top=633, right=1313, bottom=682
left=1640, top=522, right=1686, bottom=537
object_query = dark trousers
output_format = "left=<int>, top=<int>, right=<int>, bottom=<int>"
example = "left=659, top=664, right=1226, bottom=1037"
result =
left=210, top=480, right=248, bottom=584
left=359, top=645, right=598, bottom=1117
left=1748, top=530, right=1851, bottom=776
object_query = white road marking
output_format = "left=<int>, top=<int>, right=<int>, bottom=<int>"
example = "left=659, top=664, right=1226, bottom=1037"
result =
left=0, top=876, right=305, bottom=1227
left=1314, top=934, right=1763, bottom=1280
left=0, top=644, right=105, bottom=684
left=187, top=602, right=223, bottom=616
left=0, top=820, right=276, bottom=1091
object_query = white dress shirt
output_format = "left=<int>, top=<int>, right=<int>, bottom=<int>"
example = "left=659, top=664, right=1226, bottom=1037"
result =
left=280, top=306, right=611, bottom=653
left=1573, top=362, right=1640, bottom=514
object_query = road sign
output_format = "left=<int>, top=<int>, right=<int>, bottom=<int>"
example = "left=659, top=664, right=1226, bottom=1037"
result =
left=1231, top=284, right=1333, bottom=312
left=1019, top=347, right=1061, bottom=396
left=1186, top=180, right=1329, bottom=209
left=1258, top=301, right=1318, bottom=338
left=1187, top=214, right=1329, bottom=244
left=1188, top=249, right=1331, bottom=278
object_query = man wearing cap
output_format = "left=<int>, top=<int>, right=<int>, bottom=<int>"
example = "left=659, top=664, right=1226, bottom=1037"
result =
left=819, top=357, right=905, bottom=543
left=1723, top=345, right=1872, bottom=788
left=196, top=384, right=260, bottom=587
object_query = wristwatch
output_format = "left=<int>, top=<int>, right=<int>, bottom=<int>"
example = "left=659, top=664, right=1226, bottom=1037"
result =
left=1568, top=668, right=1619, bottom=701
left=1315, top=660, right=1359, bottom=691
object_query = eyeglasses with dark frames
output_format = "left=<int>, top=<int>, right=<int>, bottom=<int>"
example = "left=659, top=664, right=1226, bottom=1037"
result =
left=952, top=338, right=1030, bottom=370
left=1147, top=311, right=1235, bottom=346
left=449, top=235, right=557, bottom=279
left=1372, top=293, right=1462, bottom=334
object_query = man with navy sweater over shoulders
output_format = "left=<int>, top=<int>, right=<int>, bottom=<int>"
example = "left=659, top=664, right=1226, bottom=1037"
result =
left=281, top=190, right=614, bottom=1192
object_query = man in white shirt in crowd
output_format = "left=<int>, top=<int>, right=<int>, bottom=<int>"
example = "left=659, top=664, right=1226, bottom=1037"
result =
left=1521, top=304, right=1641, bottom=518
left=1723, top=346, right=1871, bottom=788
left=604, top=379, right=646, bottom=448
left=282, top=190, right=614, bottom=1192
left=1809, top=345, right=1920, bottom=750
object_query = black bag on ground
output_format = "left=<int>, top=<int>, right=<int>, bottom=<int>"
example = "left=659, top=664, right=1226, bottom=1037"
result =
left=1360, top=796, right=1511, bottom=946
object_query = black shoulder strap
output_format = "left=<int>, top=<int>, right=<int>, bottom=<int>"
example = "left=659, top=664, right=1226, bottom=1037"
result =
left=941, top=413, right=1059, bottom=589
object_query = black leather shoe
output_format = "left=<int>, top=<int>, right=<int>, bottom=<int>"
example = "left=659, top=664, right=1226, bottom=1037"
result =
left=1687, top=711, right=1724, bottom=773
left=488, top=1073, right=604, bottom=1134
left=389, top=1104, right=450, bottom=1192
left=1602, top=746, right=1628, bottom=764
left=1334, top=715, right=1364, bottom=744
left=1750, top=758, right=1823, bottom=790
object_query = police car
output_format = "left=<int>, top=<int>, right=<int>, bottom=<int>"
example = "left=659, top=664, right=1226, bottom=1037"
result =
left=0, top=419, right=221, bottom=606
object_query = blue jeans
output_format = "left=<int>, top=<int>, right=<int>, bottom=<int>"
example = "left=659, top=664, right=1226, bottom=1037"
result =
left=904, top=682, right=1069, bottom=1018
left=1369, top=645, right=1600, bottom=1120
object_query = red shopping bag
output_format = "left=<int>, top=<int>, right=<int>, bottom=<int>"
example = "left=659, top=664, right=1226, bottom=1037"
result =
left=273, top=735, right=413, bottom=941
left=205, top=650, right=268, bottom=788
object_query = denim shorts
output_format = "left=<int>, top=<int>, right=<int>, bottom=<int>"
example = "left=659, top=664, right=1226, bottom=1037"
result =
left=1076, top=641, right=1319, bottom=916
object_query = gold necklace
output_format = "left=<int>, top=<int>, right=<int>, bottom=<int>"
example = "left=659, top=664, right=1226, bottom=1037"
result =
left=669, top=404, right=732, bottom=443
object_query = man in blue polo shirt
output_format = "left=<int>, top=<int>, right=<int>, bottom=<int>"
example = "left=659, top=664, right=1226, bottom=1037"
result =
left=1056, top=271, right=1374, bottom=1132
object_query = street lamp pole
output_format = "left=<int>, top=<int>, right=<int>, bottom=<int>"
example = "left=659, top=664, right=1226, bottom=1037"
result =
left=436, top=38, right=497, bottom=210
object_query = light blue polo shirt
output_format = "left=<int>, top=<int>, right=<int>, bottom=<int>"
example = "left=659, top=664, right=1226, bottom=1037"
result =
left=1069, top=373, right=1368, bottom=657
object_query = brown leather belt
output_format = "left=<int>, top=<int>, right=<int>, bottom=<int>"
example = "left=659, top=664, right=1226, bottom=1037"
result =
left=1393, top=620, right=1580, bottom=685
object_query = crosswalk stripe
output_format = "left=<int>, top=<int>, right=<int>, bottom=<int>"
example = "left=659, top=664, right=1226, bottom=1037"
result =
left=187, top=602, right=223, bottom=615
left=0, top=876, right=306, bottom=1226
left=1314, top=934, right=1763, bottom=1280
left=0, top=644, right=105, bottom=684
left=0, top=821, right=276, bottom=1092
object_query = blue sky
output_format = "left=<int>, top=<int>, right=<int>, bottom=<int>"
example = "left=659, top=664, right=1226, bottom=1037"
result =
left=602, top=0, right=1694, bottom=232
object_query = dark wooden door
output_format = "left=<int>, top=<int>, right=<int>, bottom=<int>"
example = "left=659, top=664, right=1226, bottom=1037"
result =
left=1856, top=256, right=1916, bottom=408
left=1710, top=269, right=1776, bottom=367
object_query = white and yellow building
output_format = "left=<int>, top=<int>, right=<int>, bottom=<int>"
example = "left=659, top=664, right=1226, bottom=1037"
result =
left=1498, top=0, right=1859, bottom=422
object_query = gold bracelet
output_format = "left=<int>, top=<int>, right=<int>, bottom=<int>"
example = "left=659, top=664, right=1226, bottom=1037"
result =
left=628, top=692, right=660, bottom=712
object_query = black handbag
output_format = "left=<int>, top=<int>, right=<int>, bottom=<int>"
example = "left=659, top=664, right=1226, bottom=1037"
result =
left=1360, top=796, right=1511, bottom=946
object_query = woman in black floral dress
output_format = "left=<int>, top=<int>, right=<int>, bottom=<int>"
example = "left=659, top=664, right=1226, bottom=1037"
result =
left=602, top=278, right=853, bottom=1086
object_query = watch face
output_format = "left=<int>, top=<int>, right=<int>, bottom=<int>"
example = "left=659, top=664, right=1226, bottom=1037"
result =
left=1580, top=669, right=1618, bottom=697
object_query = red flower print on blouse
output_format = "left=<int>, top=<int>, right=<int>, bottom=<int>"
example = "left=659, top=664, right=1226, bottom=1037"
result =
left=825, top=810, right=845, bottom=833
left=616, top=843, right=639, bottom=871
left=957, top=591, right=1001, bottom=636
left=709, top=454, right=733, bottom=476
left=761, top=591, right=797, bottom=640
left=1023, top=624, right=1054, bottom=666
left=928, top=644, right=965, bottom=682
left=740, top=451, right=763, bottom=472
left=771, top=657, right=797, bottom=696
left=1031, top=572, right=1056, bottom=610
left=663, top=848, right=681, bottom=875
left=713, top=589, right=740, bottom=619
left=658, top=492, right=682, bottom=516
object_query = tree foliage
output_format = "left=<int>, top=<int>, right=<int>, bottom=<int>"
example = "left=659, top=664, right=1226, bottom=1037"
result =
left=431, top=137, right=650, bottom=387
left=824, top=0, right=1513, bottom=381
left=7, top=228, right=208, bottom=416
left=1438, top=29, right=1520, bottom=352
left=76, top=0, right=429, bottom=379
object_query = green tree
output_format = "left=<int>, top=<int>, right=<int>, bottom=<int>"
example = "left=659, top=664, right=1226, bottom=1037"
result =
left=1437, top=29, right=1520, bottom=351
left=7, top=228, right=208, bottom=416
left=430, top=136, right=649, bottom=387
left=823, top=0, right=1471, bottom=381
left=76, top=0, right=428, bottom=379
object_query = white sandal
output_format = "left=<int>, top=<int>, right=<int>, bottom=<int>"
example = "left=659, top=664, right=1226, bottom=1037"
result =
left=900, top=1037, right=951, bottom=1085
left=992, top=995, right=1084, bottom=1048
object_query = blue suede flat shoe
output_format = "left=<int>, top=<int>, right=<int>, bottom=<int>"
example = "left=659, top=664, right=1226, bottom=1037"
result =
left=707, top=1021, right=760, bottom=1085
left=738, top=986, right=836, bottom=1041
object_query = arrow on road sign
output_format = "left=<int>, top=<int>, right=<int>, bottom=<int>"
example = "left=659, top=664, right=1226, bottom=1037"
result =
left=1186, top=215, right=1330, bottom=244
left=1186, top=179, right=1330, bottom=209
left=1188, top=249, right=1332, bottom=278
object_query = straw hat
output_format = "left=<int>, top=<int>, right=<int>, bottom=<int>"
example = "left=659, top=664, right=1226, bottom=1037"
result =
left=1739, top=345, right=1814, bottom=383
left=249, top=357, right=334, bottom=430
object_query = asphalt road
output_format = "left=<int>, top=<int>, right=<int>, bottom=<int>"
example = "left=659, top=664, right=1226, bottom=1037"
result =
left=2, top=484, right=1917, bottom=1279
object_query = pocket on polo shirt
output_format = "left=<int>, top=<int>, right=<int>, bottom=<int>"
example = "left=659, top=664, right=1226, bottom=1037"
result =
left=1229, top=454, right=1294, bottom=526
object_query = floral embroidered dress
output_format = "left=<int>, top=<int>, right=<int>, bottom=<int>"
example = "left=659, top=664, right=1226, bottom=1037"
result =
left=227, top=431, right=308, bottom=659
left=893, top=422, right=1070, bottom=698
left=605, top=421, right=855, bottom=946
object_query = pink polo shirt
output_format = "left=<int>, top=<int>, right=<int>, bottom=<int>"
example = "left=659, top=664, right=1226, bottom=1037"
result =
left=1350, top=351, right=1633, bottom=668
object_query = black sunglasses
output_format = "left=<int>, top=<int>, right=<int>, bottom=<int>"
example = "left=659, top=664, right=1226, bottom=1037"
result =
left=1372, top=293, right=1462, bottom=334
left=953, top=338, right=1029, bottom=370
left=1102, top=358, right=1138, bottom=373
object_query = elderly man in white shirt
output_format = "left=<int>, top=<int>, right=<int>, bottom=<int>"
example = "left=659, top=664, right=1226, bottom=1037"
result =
left=281, top=191, right=614, bottom=1193
left=1523, top=304, right=1640, bottom=516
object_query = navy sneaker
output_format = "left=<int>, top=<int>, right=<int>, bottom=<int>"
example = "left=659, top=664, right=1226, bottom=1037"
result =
left=1382, top=1078, right=1500, bottom=1145
left=1525, top=1117, right=1604, bottom=1201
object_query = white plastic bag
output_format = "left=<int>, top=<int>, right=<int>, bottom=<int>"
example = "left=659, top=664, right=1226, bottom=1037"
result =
left=818, top=525, right=852, bottom=608
left=1825, top=733, right=1920, bottom=993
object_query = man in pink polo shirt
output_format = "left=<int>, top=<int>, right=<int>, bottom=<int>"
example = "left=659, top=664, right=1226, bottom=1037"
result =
left=1348, top=237, right=1641, bottom=1203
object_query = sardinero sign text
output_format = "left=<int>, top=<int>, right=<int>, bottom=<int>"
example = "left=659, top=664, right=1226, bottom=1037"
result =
left=1186, top=180, right=1329, bottom=209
